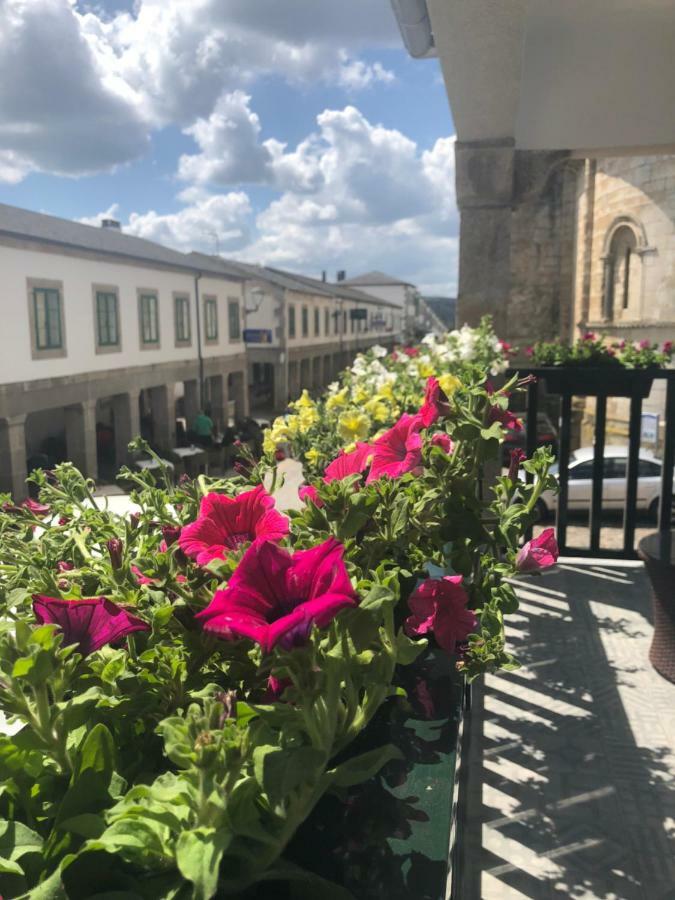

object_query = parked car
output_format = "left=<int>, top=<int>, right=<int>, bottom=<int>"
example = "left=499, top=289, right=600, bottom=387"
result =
left=502, top=412, right=558, bottom=466
left=538, top=445, right=673, bottom=521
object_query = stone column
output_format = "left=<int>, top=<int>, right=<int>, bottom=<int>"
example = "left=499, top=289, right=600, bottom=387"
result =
left=149, top=384, right=175, bottom=451
left=273, top=363, right=286, bottom=413
left=228, top=371, right=249, bottom=421
left=209, top=375, right=229, bottom=431
left=183, top=379, right=200, bottom=428
left=112, top=389, right=141, bottom=471
left=65, top=399, right=98, bottom=480
left=454, top=139, right=515, bottom=336
left=300, top=358, right=311, bottom=392
left=312, top=357, right=321, bottom=391
left=0, top=415, right=27, bottom=500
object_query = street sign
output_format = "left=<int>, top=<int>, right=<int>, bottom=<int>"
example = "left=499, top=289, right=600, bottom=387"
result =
left=350, top=308, right=368, bottom=320
left=243, top=329, right=273, bottom=344
left=641, top=412, right=659, bottom=443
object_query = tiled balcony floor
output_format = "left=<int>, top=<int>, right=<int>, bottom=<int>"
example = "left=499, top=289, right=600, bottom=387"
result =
left=462, top=560, right=675, bottom=900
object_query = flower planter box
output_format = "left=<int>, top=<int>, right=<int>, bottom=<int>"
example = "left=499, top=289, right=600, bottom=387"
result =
left=537, top=366, right=656, bottom=398
left=282, top=650, right=467, bottom=900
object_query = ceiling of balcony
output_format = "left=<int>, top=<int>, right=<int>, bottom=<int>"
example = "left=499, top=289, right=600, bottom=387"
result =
left=425, top=0, right=675, bottom=155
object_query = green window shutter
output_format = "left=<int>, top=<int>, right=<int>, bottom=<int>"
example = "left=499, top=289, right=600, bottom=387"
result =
left=34, top=288, right=63, bottom=350
left=140, top=294, right=159, bottom=343
left=175, top=296, right=190, bottom=342
left=228, top=300, right=241, bottom=340
left=314, top=307, right=320, bottom=335
left=97, top=292, right=118, bottom=346
left=288, top=305, right=296, bottom=338
left=302, top=306, right=308, bottom=337
left=205, top=298, right=218, bottom=340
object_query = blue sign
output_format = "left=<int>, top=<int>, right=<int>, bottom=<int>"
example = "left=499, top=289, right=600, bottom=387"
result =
left=244, top=328, right=273, bottom=344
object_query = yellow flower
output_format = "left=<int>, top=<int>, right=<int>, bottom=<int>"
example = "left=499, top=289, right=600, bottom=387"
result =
left=418, top=360, right=435, bottom=378
left=365, top=398, right=389, bottom=423
left=438, top=373, right=461, bottom=398
left=377, top=382, right=394, bottom=401
left=298, top=406, right=319, bottom=433
left=353, top=386, right=369, bottom=405
left=338, top=411, right=370, bottom=443
left=295, top=389, right=314, bottom=409
left=326, top=389, right=348, bottom=411
left=305, top=447, right=323, bottom=465
left=285, top=415, right=301, bottom=438
left=263, top=432, right=277, bottom=455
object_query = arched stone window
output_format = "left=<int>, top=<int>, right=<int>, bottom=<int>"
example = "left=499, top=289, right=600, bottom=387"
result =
left=601, top=218, right=647, bottom=320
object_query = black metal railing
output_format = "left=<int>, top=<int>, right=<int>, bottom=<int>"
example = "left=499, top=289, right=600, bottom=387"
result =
left=511, top=367, right=675, bottom=559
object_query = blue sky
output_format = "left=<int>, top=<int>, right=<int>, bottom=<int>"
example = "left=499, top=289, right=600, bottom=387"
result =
left=0, top=0, right=459, bottom=293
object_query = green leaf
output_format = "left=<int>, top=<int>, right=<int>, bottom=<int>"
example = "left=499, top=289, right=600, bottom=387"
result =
left=57, top=723, right=116, bottom=825
left=255, top=858, right=356, bottom=899
left=394, top=630, right=427, bottom=665
left=0, top=819, right=43, bottom=863
left=0, top=854, right=24, bottom=875
left=330, top=744, right=402, bottom=788
left=253, top=745, right=325, bottom=805
left=175, top=828, right=231, bottom=900
left=57, top=814, right=105, bottom=839
left=17, top=865, right=66, bottom=899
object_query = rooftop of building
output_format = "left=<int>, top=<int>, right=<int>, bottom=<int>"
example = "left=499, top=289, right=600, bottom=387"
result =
left=422, top=296, right=457, bottom=330
left=340, top=270, right=415, bottom=288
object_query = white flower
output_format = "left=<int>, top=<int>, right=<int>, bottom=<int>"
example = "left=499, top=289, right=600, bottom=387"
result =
left=371, top=344, right=388, bottom=358
left=327, top=381, right=340, bottom=394
left=351, top=357, right=368, bottom=376
left=421, top=333, right=437, bottom=347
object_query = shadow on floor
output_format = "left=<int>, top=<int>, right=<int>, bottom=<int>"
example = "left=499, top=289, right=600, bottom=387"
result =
left=462, top=561, right=675, bottom=900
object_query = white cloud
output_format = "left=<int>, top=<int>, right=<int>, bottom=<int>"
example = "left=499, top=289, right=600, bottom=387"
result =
left=0, top=0, right=399, bottom=183
left=0, top=0, right=148, bottom=179
left=78, top=202, right=122, bottom=227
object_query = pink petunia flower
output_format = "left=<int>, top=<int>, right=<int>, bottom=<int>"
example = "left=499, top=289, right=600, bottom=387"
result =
left=323, top=442, right=373, bottom=483
left=418, top=377, right=450, bottom=428
left=131, top=565, right=158, bottom=586
left=430, top=432, right=454, bottom=455
left=488, top=405, right=523, bottom=432
left=178, top=485, right=289, bottom=566
left=404, top=576, right=477, bottom=655
left=32, top=595, right=149, bottom=657
left=196, top=538, right=357, bottom=653
left=298, top=484, right=324, bottom=508
left=663, top=340, right=673, bottom=354
left=402, top=346, right=419, bottom=358
left=366, top=414, right=423, bottom=484
left=516, top=528, right=559, bottom=572
left=57, top=561, right=74, bottom=573
left=22, top=498, right=50, bottom=516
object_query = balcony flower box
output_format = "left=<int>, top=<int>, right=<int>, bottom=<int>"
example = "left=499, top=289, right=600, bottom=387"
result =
left=537, top=365, right=657, bottom=398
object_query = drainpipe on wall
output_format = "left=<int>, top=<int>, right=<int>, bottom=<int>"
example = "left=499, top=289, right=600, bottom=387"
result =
left=194, top=272, right=205, bottom=409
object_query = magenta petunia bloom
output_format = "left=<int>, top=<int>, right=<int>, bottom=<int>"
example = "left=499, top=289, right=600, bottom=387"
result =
left=178, top=485, right=289, bottom=566
left=323, top=443, right=373, bottom=483
left=508, top=448, right=527, bottom=481
left=56, top=560, right=74, bottom=573
left=404, top=576, right=477, bottom=655
left=516, top=528, right=559, bottom=573
left=488, top=405, right=523, bottom=432
left=22, top=498, right=50, bottom=516
left=298, top=484, right=324, bottom=508
left=430, top=432, right=454, bottom=455
left=418, top=377, right=450, bottom=428
left=366, top=414, right=423, bottom=484
left=32, top=595, right=150, bottom=657
left=196, top=538, right=357, bottom=653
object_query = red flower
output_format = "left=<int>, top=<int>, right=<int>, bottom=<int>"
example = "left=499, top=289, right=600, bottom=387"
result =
left=196, top=538, right=357, bottom=653
left=402, top=346, right=419, bottom=358
left=22, top=498, right=50, bottom=516
left=404, top=576, right=477, bottom=655
left=430, top=432, right=454, bottom=455
left=131, top=565, right=158, bottom=586
left=516, top=528, right=559, bottom=572
left=663, top=340, right=673, bottom=354
left=366, top=414, right=423, bottom=484
left=32, top=595, right=149, bottom=657
left=488, top=405, right=523, bottom=432
left=508, top=448, right=526, bottom=481
left=323, top=443, right=372, bottom=483
left=179, top=486, right=289, bottom=566
left=418, top=377, right=451, bottom=428
left=298, top=484, right=324, bottom=507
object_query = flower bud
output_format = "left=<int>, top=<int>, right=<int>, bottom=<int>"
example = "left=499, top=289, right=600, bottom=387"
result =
left=57, top=561, right=74, bottom=573
left=129, top=512, right=141, bottom=530
left=161, top=525, right=181, bottom=547
left=106, top=538, right=124, bottom=570
left=508, top=448, right=526, bottom=482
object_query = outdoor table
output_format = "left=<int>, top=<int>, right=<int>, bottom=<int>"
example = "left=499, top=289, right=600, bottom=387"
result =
left=133, top=457, right=174, bottom=474
left=170, top=445, right=208, bottom=477
left=638, top=532, right=675, bottom=683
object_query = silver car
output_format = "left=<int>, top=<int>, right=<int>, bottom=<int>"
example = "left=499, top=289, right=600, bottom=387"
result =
left=538, top=444, right=672, bottom=520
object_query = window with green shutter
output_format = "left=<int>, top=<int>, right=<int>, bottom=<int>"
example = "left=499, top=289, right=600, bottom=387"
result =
left=96, top=291, right=119, bottom=347
left=205, top=297, right=218, bottom=341
left=33, top=288, right=63, bottom=350
left=302, top=306, right=309, bottom=338
left=228, top=299, right=241, bottom=341
left=140, top=293, right=159, bottom=344
left=175, top=295, right=191, bottom=343
left=288, top=305, right=296, bottom=338
left=314, top=307, right=320, bottom=336
left=325, top=308, right=330, bottom=335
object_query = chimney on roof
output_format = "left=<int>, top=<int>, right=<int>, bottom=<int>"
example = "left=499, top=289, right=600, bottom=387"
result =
left=336, top=270, right=346, bottom=282
left=101, top=218, right=121, bottom=230
left=321, top=270, right=326, bottom=282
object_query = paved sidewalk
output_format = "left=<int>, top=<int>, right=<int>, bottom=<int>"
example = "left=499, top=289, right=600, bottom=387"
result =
left=462, top=559, right=675, bottom=900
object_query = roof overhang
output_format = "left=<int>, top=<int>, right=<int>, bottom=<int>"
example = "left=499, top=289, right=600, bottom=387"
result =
left=392, top=0, right=675, bottom=156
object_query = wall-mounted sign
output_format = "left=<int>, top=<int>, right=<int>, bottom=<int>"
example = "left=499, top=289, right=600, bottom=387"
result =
left=243, top=329, right=273, bottom=344
left=641, top=413, right=659, bottom=443
left=350, top=308, right=368, bottom=320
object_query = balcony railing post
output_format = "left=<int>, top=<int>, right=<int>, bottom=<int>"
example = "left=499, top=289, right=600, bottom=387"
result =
left=658, top=375, right=675, bottom=541
left=589, top=394, right=607, bottom=552
left=524, top=378, right=539, bottom=542
left=556, top=392, right=572, bottom=553
left=623, top=389, right=643, bottom=556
